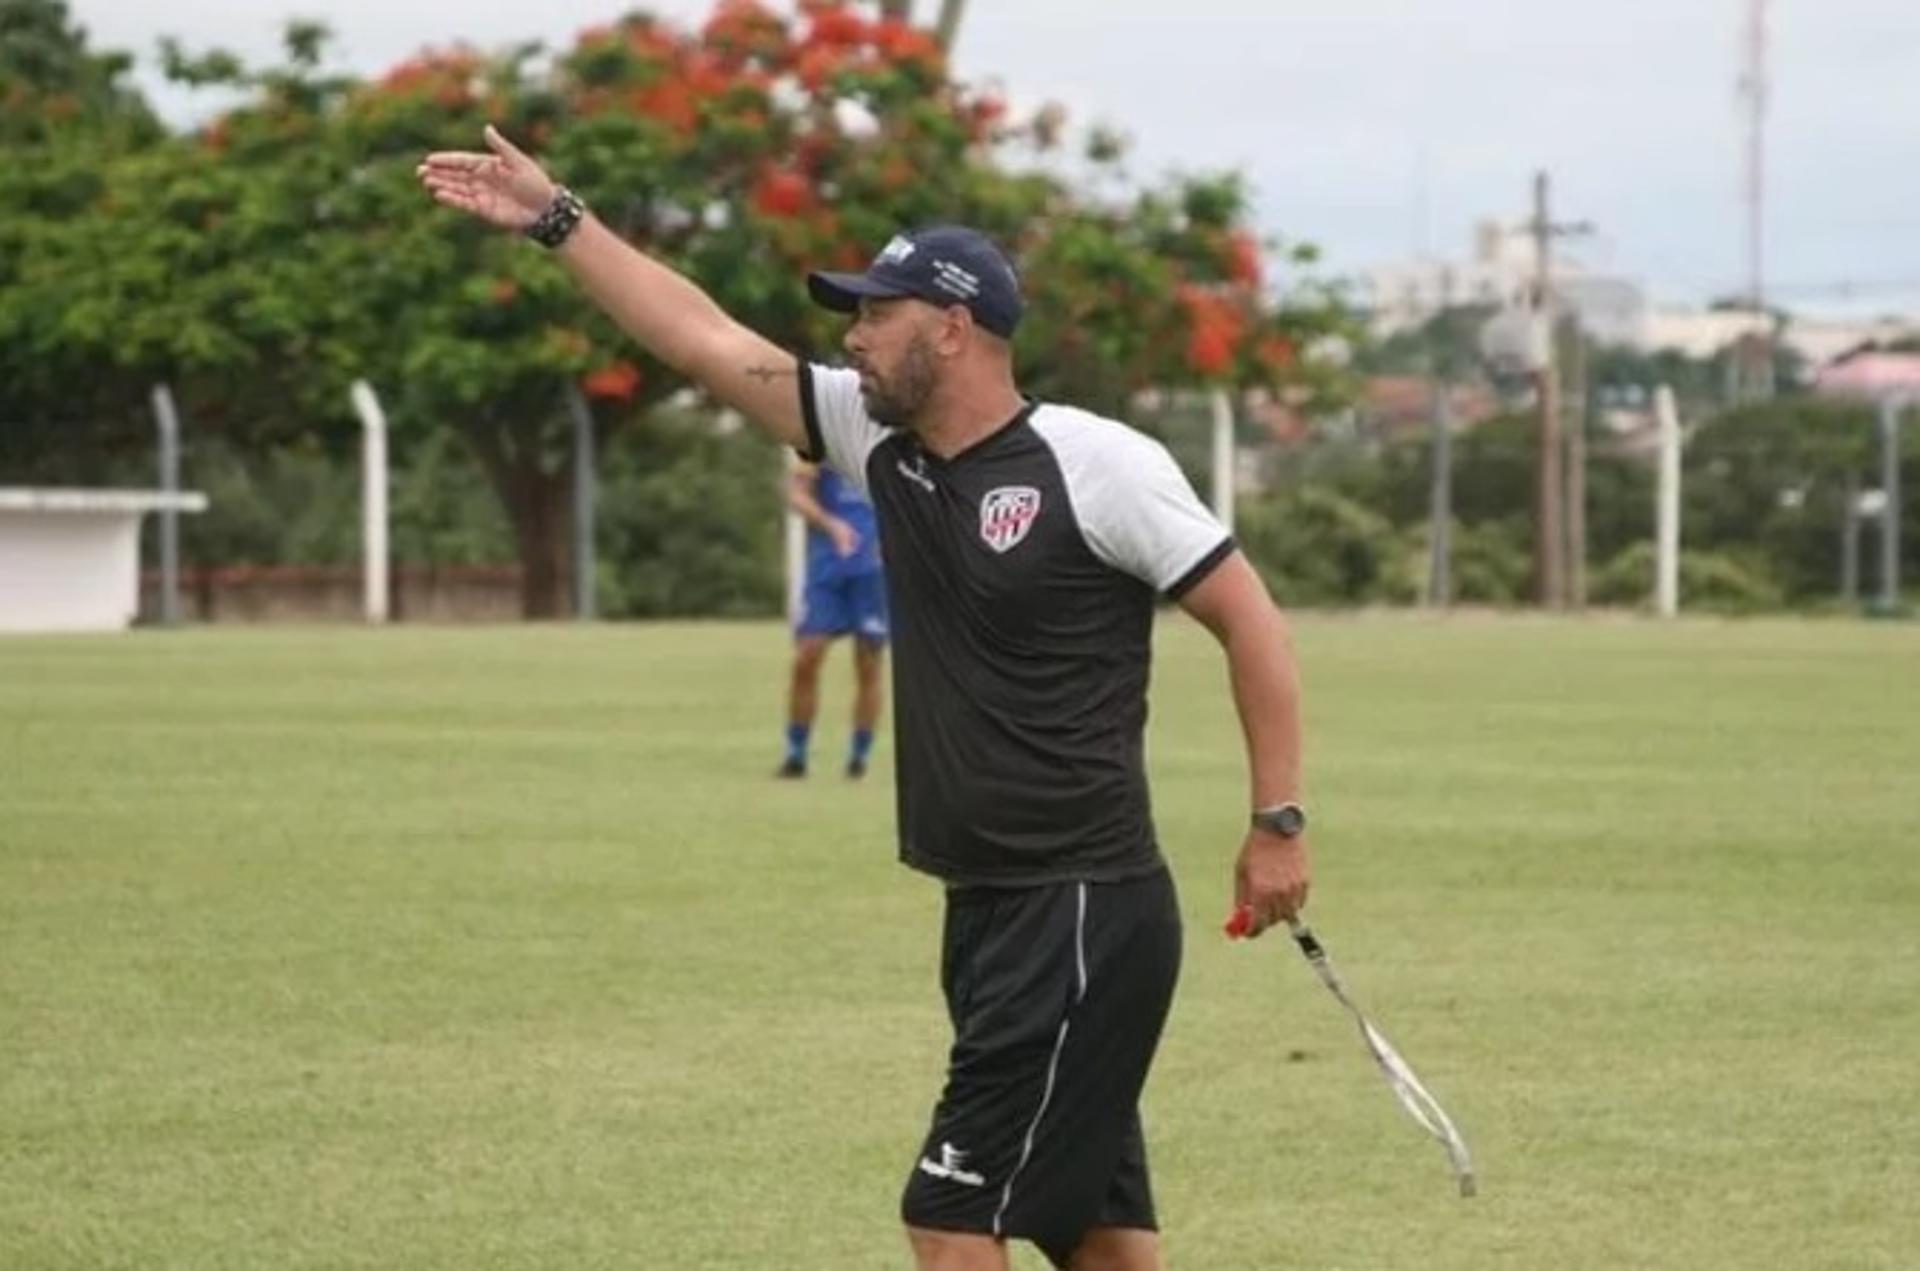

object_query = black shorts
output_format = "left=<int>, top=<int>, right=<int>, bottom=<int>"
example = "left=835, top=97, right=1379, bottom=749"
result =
left=900, top=866, right=1182, bottom=1268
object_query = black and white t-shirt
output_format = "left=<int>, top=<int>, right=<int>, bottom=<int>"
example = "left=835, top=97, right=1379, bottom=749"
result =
left=799, top=361, right=1233, bottom=887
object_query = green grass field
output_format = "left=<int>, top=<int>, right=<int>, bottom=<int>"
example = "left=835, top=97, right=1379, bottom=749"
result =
left=3, top=615, right=1916, bottom=1270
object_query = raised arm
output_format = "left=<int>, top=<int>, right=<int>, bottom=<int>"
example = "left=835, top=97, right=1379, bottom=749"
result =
left=418, top=126, right=807, bottom=451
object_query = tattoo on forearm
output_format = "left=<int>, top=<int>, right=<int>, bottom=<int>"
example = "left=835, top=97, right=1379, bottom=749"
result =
left=745, top=364, right=796, bottom=383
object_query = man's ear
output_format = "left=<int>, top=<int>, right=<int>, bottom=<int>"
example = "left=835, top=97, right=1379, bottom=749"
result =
left=940, top=304, right=975, bottom=356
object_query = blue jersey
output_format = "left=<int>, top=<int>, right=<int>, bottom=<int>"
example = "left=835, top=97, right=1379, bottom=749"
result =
left=806, top=467, right=882, bottom=580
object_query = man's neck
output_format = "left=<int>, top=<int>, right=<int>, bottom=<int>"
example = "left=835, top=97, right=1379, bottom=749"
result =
left=911, top=380, right=1027, bottom=458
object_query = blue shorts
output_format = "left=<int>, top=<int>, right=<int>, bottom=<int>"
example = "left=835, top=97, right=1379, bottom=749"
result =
left=797, top=571, right=889, bottom=643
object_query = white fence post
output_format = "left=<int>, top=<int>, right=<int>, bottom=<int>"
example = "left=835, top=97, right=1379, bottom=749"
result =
left=1654, top=385, right=1682, bottom=618
left=349, top=380, right=390, bottom=624
left=1209, top=388, right=1235, bottom=532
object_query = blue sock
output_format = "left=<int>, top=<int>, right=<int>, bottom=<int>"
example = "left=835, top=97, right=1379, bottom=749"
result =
left=850, top=728, right=875, bottom=764
left=785, top=723, right=811, bottom=764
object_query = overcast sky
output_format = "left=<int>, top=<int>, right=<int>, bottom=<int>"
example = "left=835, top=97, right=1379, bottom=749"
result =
left=63, top=0, right=1920, bottom=315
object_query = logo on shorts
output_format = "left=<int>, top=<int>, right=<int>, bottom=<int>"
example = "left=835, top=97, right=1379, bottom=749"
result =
left=917, top=1141, right=986, bottom=1188
left=979, top=486, right=1042, bottom=554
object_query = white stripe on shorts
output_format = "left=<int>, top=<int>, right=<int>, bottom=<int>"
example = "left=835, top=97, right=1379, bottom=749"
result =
left=992, top=882, right=1089, bottom=1236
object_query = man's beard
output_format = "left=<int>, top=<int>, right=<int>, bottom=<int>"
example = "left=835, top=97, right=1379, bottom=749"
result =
left=857, top=336, right=938, bottom=430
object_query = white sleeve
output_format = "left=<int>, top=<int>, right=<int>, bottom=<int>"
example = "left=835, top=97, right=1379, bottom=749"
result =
left=798, top=362, right=889, bottom=495
left=1033, top=407, right=1234, bottom=596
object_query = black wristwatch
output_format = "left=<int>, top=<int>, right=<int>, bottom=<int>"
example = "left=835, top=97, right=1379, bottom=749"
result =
left=525, top=186, right=586, bottom=249
left=1251, top=802, right=1307, bottom=838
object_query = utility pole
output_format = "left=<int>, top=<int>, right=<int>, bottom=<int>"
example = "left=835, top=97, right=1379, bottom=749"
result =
left=1565, top=321, right=1589, bottom=608
left=1730, top=0, right=1775, bottom=403
left=1427, top=266, right=1457, bottom=609
left=1878, top=399, right=1904, bottom=612
left=564, top=385, right=598, bottom=621
left=151, top=384, right=182, bottom=626
left=1840, top=471, right=1860, bottom=605
left=1428, top=379, right=1453, bottom=608
left=1526, top=170, right=1593, bottom=608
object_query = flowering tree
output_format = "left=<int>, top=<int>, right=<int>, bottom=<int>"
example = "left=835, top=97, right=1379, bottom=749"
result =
left=9, top=1, right=1347, bottom=615
left=0, top=0, right=164, bottom=474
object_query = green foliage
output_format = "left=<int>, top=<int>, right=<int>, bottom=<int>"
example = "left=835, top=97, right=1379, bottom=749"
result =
left=1683, top=395, right=1917, bottom=601
left=1294, top=411, right=1656, bottom=606
left=0, top=1, right=163, bottom=445
left=177, top=439, right=359, bottom=567
left=1399, top=517, right=1533, bottom=605
left=1589, top=342, right=1727, bottom=420
left=388, top=429, right=516, bottom=566
left=1591, top=541, right=1786, bottom=612
left=3, top=1, right=1344, bottom=619
left=1445, top=519, right=1533, bottom=604
left=1236, top=486, right=1411, bottom=606
left=175, top=431, right=513, bottom=569
left=595, top=413, right=784, bottom=619
left=0, top=0, right=159, bottom=147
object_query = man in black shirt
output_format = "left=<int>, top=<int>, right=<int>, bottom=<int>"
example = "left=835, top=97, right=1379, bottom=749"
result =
left=422, top=128, right=1311, bottom=1271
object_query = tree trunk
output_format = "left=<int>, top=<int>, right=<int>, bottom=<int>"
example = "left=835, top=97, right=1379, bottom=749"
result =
left=933, top=0, right=967, bottom=50
left=509, top=475, right=570, bottom=619
left=467, top=418, right=573, bottom=619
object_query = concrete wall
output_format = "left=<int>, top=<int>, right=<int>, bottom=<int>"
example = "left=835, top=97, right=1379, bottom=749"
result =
left=139, top=565, right=524, bottom=625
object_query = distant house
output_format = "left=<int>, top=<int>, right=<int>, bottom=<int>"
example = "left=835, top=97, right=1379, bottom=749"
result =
left=1362, top=218, right=1920, bottom=367
left=1813, top=349, right=1920, bottom=400
left=1356, top=375, right=1503, bottom=440
left=1362, top=220, right=1647, bottom=347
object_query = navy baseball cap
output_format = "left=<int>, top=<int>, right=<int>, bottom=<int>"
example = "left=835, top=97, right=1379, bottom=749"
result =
left=807, top=225, right=1024, bottom=339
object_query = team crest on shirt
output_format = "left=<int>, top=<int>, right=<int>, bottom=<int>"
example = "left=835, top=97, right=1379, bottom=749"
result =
left=979, top=485, right=1042, bottom=553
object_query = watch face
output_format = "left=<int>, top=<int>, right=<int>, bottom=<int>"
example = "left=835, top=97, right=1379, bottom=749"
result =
left=1257, top=804, right=1306, bottom=837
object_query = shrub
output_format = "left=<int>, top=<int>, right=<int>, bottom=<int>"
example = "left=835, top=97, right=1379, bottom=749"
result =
left=1237, top=486, right=1410, bottom=605
left=596, top=414, right=784, bottom=619
left=1401, top=517, right=1533, bottom=605
left=1591, top=541, right=1785, bottom=612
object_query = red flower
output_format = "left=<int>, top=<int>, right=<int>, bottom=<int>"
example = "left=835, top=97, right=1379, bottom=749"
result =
left=1225, top=231, right=1263, bottom=288
left=683, top=52, right=736, bottom=101
left=807, top=9, right=869, bottom=46
left=488, top=278, right=519, bottom=305
left=583, top=361, right=643, bottom=401
left=703, top=0, right=786, bottom=62
left=623, top=21, right=679, bottom=61
left=795, top=44, right=843, bottom=90
left=872, top=18, right=943, bottom=67
left=753, top=167, right=815, bottom=218
left=1187, top=325, right=1236, bottom=377
left=794, top=131, right=836, bottom=174
left=967, top=95, right=1007, bottom=142
left=631, top=81, right=699, bottom=134
left=1256, top=334, right=1296, bottom=372
left=1178, top=284, right=1246, bottom=378
left=380, top=58, right=432, bottom=94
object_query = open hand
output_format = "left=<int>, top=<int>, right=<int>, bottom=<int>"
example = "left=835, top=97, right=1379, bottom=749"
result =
left=416, top=125, right=556, bottom=232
